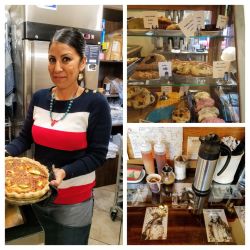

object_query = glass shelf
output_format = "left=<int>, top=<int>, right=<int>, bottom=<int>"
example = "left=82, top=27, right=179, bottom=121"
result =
left=127, top=29, right=234, bottom=39
left=128, top=80, right=218, bottom=87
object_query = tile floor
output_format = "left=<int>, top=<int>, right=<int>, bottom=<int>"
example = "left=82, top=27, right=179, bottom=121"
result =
left=6, top=184, right=123, bottom=245
left=89, top=184, right=123, bottom=245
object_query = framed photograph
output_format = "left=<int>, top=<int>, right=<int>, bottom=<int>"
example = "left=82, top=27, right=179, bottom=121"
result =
left=203, top=209, right=233, bottom=243
left=234, top=206, right=245, bottom=231
left=141, top=206, right=168, bottom=240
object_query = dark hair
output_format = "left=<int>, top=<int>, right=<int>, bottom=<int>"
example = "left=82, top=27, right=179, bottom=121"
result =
left=49, top=28, right=85, bottom=59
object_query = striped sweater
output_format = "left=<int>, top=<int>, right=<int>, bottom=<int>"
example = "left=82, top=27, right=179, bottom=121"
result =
left=6, top=88, right=112, bottom=205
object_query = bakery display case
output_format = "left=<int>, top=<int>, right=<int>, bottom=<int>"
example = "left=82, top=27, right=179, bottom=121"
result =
left=127, top=5, right=244, bottom=123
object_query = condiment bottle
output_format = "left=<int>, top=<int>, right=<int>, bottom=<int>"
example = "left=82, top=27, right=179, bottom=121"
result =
left=141, top=141, right=155, bottom=174
left=154, top=140, right=166, bottom=174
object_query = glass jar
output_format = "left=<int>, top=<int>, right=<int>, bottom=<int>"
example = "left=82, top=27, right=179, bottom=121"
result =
left=161, top=166, right=175, bottom=185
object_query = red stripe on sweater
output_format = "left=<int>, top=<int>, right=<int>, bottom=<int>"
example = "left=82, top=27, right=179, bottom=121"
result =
left=53, top=181, right=96, bottom=204
left=32, top=125, right=87, bottom=151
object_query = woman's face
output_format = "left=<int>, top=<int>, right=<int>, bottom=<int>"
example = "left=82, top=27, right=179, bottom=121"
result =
left=48, top=41, right=85, bottom=89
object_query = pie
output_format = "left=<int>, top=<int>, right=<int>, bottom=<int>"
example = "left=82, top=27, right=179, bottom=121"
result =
left=5, top=157, right=50, bottom=200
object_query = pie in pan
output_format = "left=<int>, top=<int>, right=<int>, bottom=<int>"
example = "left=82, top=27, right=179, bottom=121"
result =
left=5, top=157, right=50, bottom=200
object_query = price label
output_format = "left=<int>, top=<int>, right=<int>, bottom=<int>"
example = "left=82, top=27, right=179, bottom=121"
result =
left=213, top=61, right=230, bottom=78
left=161, top=86, right=172, bottom=94
left=187, top=137, right=201, bottom=160
left=216, top=15, right=228, bottom=29
left=158, top=61, right=172, bottom=77
left=142, top=11, right=158, bottom=29
left=178, top=14, right=197, bottom=37
left=194, top=11, right=205, bottom=30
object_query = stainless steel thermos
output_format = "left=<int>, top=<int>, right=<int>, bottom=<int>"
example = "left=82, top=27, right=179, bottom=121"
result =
left=192, top=134, right=231, bottom=196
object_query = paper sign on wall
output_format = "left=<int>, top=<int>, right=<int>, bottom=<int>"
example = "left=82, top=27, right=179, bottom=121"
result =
left=158, top=61, right=172, bottom=77
left=213, top=61, right=230, bottom=78
left=216, top=15, right=228, bottom=29
left=187, top=136, right=201, bottom=159
left=178, top=14, right=197, bottom=37
left=142, top=11, right=158, bottom=29
left=194, top=11, right=205, bottom=30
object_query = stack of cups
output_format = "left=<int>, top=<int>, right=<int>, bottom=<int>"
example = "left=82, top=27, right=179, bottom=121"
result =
left=174, top=155, right=188, bottom=181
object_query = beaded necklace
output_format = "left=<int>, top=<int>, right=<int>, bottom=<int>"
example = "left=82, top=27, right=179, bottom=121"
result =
left=49, top=87, right=79, bottom=127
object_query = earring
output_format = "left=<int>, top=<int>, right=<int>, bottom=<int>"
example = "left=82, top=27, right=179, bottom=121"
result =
left=78, top=72, right=84, bottom=81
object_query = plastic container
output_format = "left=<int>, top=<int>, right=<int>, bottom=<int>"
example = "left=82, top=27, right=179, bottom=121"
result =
left=154, top=141, right=166, bottom=174
left=141, top=142, right=155, bottom=174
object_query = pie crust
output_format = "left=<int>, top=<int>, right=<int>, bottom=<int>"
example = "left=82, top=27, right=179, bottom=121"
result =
left=5, top=157, right=50, bottom=200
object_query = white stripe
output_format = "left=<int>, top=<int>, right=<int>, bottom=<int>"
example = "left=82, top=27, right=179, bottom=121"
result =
left=33, top=106, right=89, bottom=132
left=58, top=171, right=95, bottom=189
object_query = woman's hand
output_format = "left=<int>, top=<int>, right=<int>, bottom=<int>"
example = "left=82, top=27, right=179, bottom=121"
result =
left=50, top=166, right=66, bottom=187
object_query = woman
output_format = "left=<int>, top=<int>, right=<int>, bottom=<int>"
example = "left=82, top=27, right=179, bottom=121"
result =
left=5, top=28, right=112, bottom=245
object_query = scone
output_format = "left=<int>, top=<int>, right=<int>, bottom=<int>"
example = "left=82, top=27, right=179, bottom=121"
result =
left=127, top=86, right=143, bottom=99
left=132, top=88, right=155, bottom=109
left=194, top=91, right=211, bottom=101
left=172, top=107, right=191, bottom=123
left=130, top=70, right=160, bottom=80
left=191, top=63, right=212, bottom=76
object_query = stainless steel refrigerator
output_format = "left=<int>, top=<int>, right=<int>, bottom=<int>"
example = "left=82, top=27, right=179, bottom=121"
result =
left=9, top=5, right=103, bottom=129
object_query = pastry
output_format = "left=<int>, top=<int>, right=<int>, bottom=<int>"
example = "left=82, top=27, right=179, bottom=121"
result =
left=128, top=18, right=144, bottom=29
left=195, top=97, right=215, bottom=111
left=130, top=70, right=159, bottom=80
left=155, top=92, right=181, bottom=108
left=158, top=16, right=172, bottom=29
left=132, top=88, right=155, bottom=109
left=127, top=86, right=143, bottom=99
left=194, top=91, right=211, bottom=101
left=166, top=23, right=180, bottom=30
left=5, top=157, right=49, bottom=200
left=198, top=106, right=219, bottom=122
left=191, top=63, right=213, bottom=76
left=172, top=107, right=191, bottom=123
left=201, top=117, right=225, bottom=123
left=136, top=53, right=166, bottom=71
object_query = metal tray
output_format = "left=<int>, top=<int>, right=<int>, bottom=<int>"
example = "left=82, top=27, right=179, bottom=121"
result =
left=172, top=72, right=216, bottom=85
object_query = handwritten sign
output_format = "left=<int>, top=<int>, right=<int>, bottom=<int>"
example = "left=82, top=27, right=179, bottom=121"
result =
left=158, top=61, right=172, bottom=77
left=213, top=61, right=230, bottom=78
left=194, top=11, right=205, bottom=30
left=178, top=14, right=197, bottom=37
left=142, top=11, right=158, bottom=29
left=216, top=15, right=228, bottom=29
left=161, top=86, right=172, bottom=94
left=187, top=137, right=201, bottom=159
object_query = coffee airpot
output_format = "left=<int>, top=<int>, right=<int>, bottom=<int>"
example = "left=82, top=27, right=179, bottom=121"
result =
left=192, top=134, right=231, bottom=196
